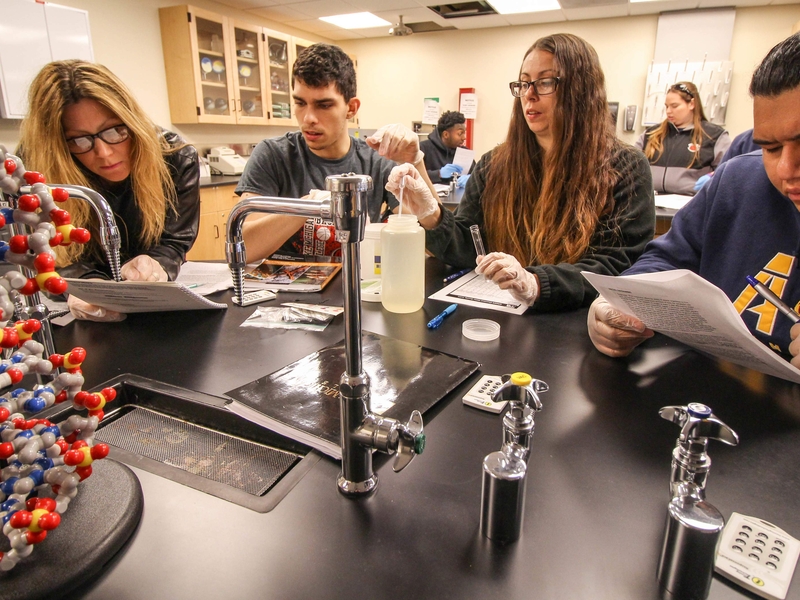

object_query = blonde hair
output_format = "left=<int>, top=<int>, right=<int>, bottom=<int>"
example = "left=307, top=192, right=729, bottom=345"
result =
left=643, top=81, right=708, bottom=168
left=483, top=33, right=619, bottom=265
left=18, top=60, right=177, bottom=267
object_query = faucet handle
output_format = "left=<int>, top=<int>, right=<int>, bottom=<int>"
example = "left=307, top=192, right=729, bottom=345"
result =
left=492, top=372, right=547, bottom=410
left=392, top=410, right=425, bottom=473
left=659, top=403, right=739, bottom=446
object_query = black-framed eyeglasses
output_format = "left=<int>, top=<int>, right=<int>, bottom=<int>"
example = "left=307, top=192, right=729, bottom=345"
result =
left=670, top=83, right=694, bottom=99
left=509, top=77, right=560, bottom=97
left=66, top=125, right=130, bottom=155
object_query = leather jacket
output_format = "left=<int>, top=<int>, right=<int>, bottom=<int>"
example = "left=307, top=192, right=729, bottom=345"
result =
left=60, top=130, right=200, bottom=281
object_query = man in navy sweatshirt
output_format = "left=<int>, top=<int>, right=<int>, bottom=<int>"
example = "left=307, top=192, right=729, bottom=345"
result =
left=588, top=32, right=800, bottom=369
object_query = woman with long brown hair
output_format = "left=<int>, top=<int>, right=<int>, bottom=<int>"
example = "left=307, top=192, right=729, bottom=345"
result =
left=636, top=81, right=730, bottom=195
left=387, top=33, right=654, bottom=311
left=19, top=60, right=200, bottom=320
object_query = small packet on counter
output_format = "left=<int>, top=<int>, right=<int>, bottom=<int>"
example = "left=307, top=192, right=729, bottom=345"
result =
left=241, top=302, right=344, bottom=331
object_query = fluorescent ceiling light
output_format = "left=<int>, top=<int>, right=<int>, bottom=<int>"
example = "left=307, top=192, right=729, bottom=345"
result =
left=319, top=12, right=391, bottom=29
left=629, top=0, right=661, bottom=3
left=488, top=0, right=561, bottom=12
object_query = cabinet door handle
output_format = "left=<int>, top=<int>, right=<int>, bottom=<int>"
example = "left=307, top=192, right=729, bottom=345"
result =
left=237, top=98, right=242, bottom=113
left=214, top=224, right=220, bottom=239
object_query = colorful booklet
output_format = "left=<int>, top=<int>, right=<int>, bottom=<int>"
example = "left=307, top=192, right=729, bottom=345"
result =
left=224, top=331, right=480, bottom=459
left=243, top=260, right=341, bottom=292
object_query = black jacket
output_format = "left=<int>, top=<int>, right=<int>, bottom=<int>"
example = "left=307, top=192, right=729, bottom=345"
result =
left=636, top=121, right=730, bottom=195
left=61, top=130, right=200, bottom=281
left=419, top=128, right=456, bottom=184
left=425, top=143, right=655, bottom=312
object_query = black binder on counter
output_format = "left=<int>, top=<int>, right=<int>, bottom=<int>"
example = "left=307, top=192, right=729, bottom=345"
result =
left=224, top=331, right=480, bottom=459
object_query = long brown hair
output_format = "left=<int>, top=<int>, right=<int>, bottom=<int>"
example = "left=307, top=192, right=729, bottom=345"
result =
left=482, top=34, right=619, bottom=265
left=643, top=81, right=708, bottom=167
left=18, top=60, right=177, bottom=267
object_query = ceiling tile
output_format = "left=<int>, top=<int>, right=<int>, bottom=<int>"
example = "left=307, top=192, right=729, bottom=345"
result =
left=372, top=7, right=449, bottom=25
left=562, top=4, right=629, bottom=19
left=292, top=0, right=362, bottom=18
left=284, top=18, right=343, bottom=33
left=628, top=0, right=700, bottom=15
left=445, top=13, right=512, bottom=29
left=247, top=4, right=311, bottom=20
left=503, top=9, right=568, bottom=24
left=342, top=0, right=424, bottom=11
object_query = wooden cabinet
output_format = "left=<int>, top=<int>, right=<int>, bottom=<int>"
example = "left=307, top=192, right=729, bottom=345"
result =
left=160, top=5, right=238, bottom=124
left=0, top=0, right=93, bottom=118
left=159, top=6, right=344, bottom=127
left=229, top=20, right=270, bottom=125
left=264, top=29, right=293, bottom=126
left=187, top=184, right=238, bottom=261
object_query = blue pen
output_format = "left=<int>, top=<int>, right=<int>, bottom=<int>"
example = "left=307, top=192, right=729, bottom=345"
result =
left=443, top=268, right=471, bottom=284
left=427, top=304, right=458, bottom=329
left=746, top=275, right=800, bottom=324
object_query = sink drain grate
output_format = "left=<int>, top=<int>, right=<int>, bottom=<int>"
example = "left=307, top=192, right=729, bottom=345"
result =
left=96, top=406, right=301, bottom=497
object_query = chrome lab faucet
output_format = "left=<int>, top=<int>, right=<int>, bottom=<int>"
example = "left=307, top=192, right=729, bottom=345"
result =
left=225, top=173, right=425, bottom=497
left=47, top=184, right=122, bottom=282
left=19, top=183, right=122, bottom=282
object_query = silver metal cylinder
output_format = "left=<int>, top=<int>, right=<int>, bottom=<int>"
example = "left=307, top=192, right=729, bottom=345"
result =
left=657, top=496, right=724, bottom=600
left=480, top=448, right=527, bottom=543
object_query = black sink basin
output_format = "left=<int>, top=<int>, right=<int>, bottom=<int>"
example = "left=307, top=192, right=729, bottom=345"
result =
left=40, top=374, right=320, bottom=512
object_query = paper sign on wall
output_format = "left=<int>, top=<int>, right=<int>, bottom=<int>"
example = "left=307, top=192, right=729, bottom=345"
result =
left=459, top=93, right=478, bottom=119
left=422, top=98, right=440, bottom=125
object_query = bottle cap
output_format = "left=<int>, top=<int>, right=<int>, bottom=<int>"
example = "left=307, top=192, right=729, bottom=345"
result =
left=463, top=319, right=500, bottom=341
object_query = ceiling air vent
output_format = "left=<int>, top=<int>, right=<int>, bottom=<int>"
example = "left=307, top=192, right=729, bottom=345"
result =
left=427, top=2, right=499, bottom=19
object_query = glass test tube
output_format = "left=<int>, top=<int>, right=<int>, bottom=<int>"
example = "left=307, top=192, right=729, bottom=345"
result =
left=470, top=224, right=486, bottom=257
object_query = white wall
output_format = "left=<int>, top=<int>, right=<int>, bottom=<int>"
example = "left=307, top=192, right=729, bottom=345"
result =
left=2, top=1, right=800, bottom=159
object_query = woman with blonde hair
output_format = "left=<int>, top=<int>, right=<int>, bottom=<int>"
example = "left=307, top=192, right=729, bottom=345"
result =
left=386, top=33, right=654, bottom=311
left=636, top=81, right=730, bottom=195
left=19, top=59, right=199, bottom=320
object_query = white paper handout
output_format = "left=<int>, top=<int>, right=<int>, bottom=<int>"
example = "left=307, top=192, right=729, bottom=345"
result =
left=65, top=279, right=227, bottom=313
left=582, top=269, right=800, bottom=384
left=654, top=193, right=692, bottom=210
left=453, top=147, right=474, bottom=175
left=429, top=270, right=527, bottom=315
left=175, top=261, right=234, bottom=295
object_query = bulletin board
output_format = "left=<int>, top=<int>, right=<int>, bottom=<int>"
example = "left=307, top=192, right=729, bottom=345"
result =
left=641, top=60, right=733, bottom=127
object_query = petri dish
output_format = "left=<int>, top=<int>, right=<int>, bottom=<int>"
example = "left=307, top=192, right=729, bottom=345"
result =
left=463, top=319, right=500, bottom=341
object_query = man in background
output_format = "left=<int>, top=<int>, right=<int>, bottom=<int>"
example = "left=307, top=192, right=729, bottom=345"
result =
left=420, top=110, right=472, bottom=187
left=236, top=43, right=430, bottom=262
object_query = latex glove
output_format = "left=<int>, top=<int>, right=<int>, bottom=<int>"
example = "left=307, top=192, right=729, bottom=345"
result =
left=121, top=254, right=168, bottom=282
left=67, top=293, right=125, bottom=322
left=693, top=172, right=713, bottom=192
left=307, top=189, right=331, bottom=201
left=366, top=123, right=423, bottom=164
left=475, top=252, right=540, bottom=306
left=386, top=163, right=438, bottom=219
left=790, top=323, right=800, bottom=369
left=439, top=164, right=462, bottom=179
left=587, top=295, right=654, bottom=357
left=456, top=174, right=471, bottom=189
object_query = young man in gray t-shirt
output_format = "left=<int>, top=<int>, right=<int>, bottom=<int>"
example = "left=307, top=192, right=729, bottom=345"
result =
left=236, top=43, right=433, bottom=261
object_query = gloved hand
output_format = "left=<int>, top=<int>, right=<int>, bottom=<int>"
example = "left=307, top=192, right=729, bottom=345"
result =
left=67, top=291, right=125, bottom=322
left=475, top=252, right=540, bottom=306
left=587, top=295, right=654, bottom=357
left=366, top=124, right=423, bottom=164
left=121, top=254, right=168, bottom=282
left=693, top=172, right=713, bottom=192
left=456, top=174, right=471, bottom=189
left=439, top=164, right=462, bottom=179
left=386, top=163, right=438, bottom=220
left=790, top=323, right=800, bottom=369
